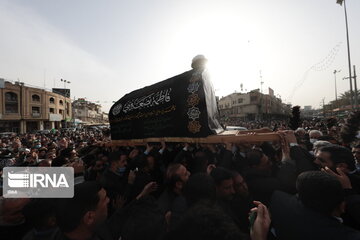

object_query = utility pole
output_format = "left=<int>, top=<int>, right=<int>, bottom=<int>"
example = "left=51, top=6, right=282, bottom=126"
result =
left=60, top=79, right=71, bottom=128
left=333, top=70, right=341, bottom=104
left=354, top=65, right=358, bottom=109
left=259, top=70, right=264, bottom=94
left=337, top=0, right=354, bottom=109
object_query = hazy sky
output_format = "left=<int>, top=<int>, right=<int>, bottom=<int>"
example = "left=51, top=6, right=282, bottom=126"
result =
left=0, top=0, right=359, bottom=112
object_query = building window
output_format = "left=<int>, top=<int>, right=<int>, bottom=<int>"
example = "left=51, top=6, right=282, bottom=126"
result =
left=59, top=100, right=64, bottom=105
left=32, top=106, right=40, bottom=113
left=238, top=98, right=243, bottom=104
left=50, top=97, right=55, bottom=104
left=32, top=94, right=40, bottom=102
left=5, top=92, right=18, bottom=113
left=250, top=96, right=258, bottom=102
left=50, top=108, right=55, bottom=114
left=59, top=109, right=64, bottom=115
left=32, top=106, right=40, bottom=117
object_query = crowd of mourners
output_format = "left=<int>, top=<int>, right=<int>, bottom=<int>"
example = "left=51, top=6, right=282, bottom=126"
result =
left=1, top=114, right=360, bottom=240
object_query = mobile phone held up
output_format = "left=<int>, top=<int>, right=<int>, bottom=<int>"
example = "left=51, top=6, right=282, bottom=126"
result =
left=249, top=211, right=257, bottom=230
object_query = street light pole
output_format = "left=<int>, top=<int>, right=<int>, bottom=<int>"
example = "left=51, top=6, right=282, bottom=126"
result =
left=354, top=65, right=358, bottom=109
left=337, top=0, right=354, bottom=109
left=60, top=79, right=71, bottom=128
left=333, top=70, right=341, bottom=106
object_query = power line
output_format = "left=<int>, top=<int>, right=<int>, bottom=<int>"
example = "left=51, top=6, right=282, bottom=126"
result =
left=288, top=42, right=342, bottom=101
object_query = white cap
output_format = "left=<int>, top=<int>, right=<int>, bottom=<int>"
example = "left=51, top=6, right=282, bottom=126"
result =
left=191, top=55, right=208, bottom=69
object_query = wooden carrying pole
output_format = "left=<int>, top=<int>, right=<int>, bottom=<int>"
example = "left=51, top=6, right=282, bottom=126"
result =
left=106, top=132, right=281, bottom=147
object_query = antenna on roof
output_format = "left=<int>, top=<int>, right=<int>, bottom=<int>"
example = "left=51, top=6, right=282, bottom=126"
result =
left=260, top=70, right=264, bottom=94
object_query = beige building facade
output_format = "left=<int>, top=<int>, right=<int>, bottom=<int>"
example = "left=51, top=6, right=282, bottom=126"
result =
left=218, top=89, right=291, bottom=122
left=0, top=80, right=72, bottom=133
left=72, top=98, right=108, bottom=124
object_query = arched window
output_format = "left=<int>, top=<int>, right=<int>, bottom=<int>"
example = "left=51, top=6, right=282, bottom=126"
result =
left=59, top=100, right=64, bottom=105
left=32, top=94, right=40, bottom=102
left=5, top=92, right=18, bottom=113
left=49, top=97, right=55, bottom=104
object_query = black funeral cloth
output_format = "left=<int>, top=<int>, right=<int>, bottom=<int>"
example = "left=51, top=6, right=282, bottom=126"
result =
left=109, top=69, right=223, bottom=139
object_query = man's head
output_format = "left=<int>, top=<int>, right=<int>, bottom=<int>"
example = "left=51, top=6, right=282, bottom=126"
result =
left=184, top=173, right=216, bottom=207
left=146, top=154, right=155, bottom=171
left=315, top=145, right=355, bottom=172
left=163, top=204, right=244, bottom=240
left=210, top=167, right=234, bottom=200
left=312, top=140, right=332, bottom=156
left=0, top=197, right=30, bottom=226
left=166, top=163, right=190, bottom=193
left=297, top=171, right=344, bottom=216
left=38, top=149, right=47, bottom=158
left=352, top=144, right=360, bottom=162
left=246, top=149, right=272, bottom=172
left=309, top=130, right=323, bottom=143
left=56, top=181, right=109, bottom=234
left=191, top=55, right=208, bottom=70
left=109, top=151, right=127, bottom=170
left=232, top=171, right=249, bottom=197
left=23, top=199, right=57, bottom=231
left=295, top=128, right=306, bottom=138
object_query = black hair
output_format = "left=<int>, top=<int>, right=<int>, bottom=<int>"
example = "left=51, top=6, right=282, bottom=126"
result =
left=188, top=151, right=208, bottom=174
left=56, top=181, right=102, bottom=233
left=245, top=149, right=263, bottom=167
left=297, top=171, right=344, bottom=216
left=341, top=111, right=360, bottom=144
left=109, top=150, right=126, bottom=163
left=51, top=156, right=68, bottom=166
left=260, top=142, right=276, bottom=160
left=165, top=163, right=183, bottom=191
left=133, top=154, right=149, bottom=170
left=319, top=145, right=356, bottom=171
left=326, top=117, right=338, bottom=129
left=120, top=198, right=166, bottom=240
left=298, top=140, right=313, bottom=152
left=163, top=204, right=247, bottom=240
left=184, top=173, right=216, bottom=207
left=210, top=167, right=233, bottom=186
left=22, top=198, right=57, bottom=230
left=81, top=154, right=97, bottom=166
left=59, top=148, right=74, bottom=158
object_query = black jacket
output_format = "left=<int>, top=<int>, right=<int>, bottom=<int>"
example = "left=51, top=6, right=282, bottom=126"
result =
left=54, top=197, right=165, bottom=240
left=244, top=162, right=297, bottom=205
left=270, top=191, right=360, bottom=240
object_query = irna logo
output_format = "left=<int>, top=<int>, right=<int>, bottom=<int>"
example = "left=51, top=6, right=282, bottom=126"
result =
left=3, top=167, right=74, bottom=198
left=8, top=172, right=69, bottom=188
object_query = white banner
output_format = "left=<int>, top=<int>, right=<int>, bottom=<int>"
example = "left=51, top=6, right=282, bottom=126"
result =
left=49, top=114, right=62, bottom=121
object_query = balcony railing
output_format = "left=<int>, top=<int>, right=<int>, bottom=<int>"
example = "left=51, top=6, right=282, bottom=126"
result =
left=32, top=112, right=41, bottom=117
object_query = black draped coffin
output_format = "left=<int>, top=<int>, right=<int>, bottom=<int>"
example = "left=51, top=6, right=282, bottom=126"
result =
left=109, top=69, right=223, bottom=140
